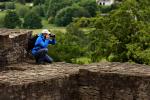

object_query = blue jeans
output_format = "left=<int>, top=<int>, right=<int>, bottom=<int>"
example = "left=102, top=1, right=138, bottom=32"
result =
left=34, top=48, right=53, bottom=63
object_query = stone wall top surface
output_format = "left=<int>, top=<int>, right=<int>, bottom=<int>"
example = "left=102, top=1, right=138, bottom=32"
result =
left=0, top=62, right=80, bottom=85
left=0, top=29, right=31, bottom=38
left=0, top=62, right=150, bottom=86
left=82, top=62, right=150, bottom=76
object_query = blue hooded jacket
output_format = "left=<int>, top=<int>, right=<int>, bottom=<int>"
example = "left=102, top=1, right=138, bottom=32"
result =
left=32, top=33, right=56, bottom=55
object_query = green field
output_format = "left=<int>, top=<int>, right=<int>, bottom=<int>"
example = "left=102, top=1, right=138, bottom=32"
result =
left=31, top=19, right=66, bottom=35
left=0, top=11, right=6, bottom=17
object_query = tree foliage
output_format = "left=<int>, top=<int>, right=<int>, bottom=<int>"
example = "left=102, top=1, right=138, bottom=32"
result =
left=88, top=0, right=150, bottom=64
left=55, top=5, right=90, bottom=26
left=31, top=5, right=45, bottom=17
left=5, top=2, right=15, bottom=10
left=48, top=24, right=87, bottom=63
left=4, top=11, right=21, bottom=28
left=78, top=0, right=97, bottom=17
left=33, top=0, right=45, bottom=5
left=16, top=6, right=29, bottom=18
left=23, top=11, right=42, bottom=29
left=16, top=0, right=26, bottom=4
left=44, top=0, right=72, bottom=17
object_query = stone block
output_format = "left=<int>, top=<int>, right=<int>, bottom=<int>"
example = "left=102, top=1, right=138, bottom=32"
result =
left=0, top=29, right=32, bottom=67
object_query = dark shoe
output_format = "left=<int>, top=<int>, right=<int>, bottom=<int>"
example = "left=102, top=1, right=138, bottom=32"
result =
left=35, top=59, right=45, bottom=65
left=35, top=58, right=38, bottom=63
left=37, top=61, right=45, bottom=65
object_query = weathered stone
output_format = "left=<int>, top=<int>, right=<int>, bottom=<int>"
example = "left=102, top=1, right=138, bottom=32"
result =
left=0, top=62, right=150, bottom=100
left=0, top=29, right=32, bottom=67
left=1, top=29, right=150, bottom=100
left=0, top=62, right=80, bottom=100
left=78, top=62, right=150, bottom=100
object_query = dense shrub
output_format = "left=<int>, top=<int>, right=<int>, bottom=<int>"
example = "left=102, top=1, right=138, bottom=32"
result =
left=33, top=0, right=45, bottom=5
left=23, top=11, right=42, bottom=29
left=0, top=0, right=11, bottom=2
left=73, top=17, right=97, bottom=27
left=31, top=5, right=45, bottom=17
left=48, top=16, right=55, bottom=24
left=4, top=11, right=21, bottom=28
left=0, top=15, right=5, bottom=28
left=25, top=0, right=33, bottom=2
left=16, top=0, right=26, bottom=4
left=98, top=5, right=115, bottom=13
left=78, top=0, right=97, bottom=17
left=48, top=24, right=87, bottom=63
left=0, top=3, right=5, bottom=10
left=5, top=2, right=15, bottom=10
left=88, top=0, right=150, bottom=64
left=55, top=5, right=90, bottom=26
left=16, top=6, right=29, bottom=18
left=45, top=0, right=72, bottom=17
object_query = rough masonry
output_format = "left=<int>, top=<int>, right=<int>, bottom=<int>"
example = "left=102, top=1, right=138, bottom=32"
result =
left=0, top=29, right=32, bottom=67
left=0, top=29, right=150, bottom=100
left=0, top=62, right=150, bottom=100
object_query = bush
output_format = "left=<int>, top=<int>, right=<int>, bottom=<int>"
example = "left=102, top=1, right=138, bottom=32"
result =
left=48, top=16, right=55, bottom=24
left=87, top=0, right=150, bottom=65
left=98, top=5, right=113, bottom=13
left=0, top=15, right=5, bottom=28
left=48, top=24, right=87, bottom=63
left=73, top=17, right=97, bottom=27
left=16, top=0, right=26, bottom=4
left=78, top=0, right=97, bottom=17
left=0, top=0, right=11, bottom=1
left=16, top=6, right=29, bottom=18
left=5, top=2, right=15, bottom=10
left=4, top=11, right=21, bottom=28
left=48, top=30, right=82, bottom=62
left=23, top=11, right=42, bottom=29
left=45, top=0, right=72, bottom=17
left=55, top=5, right=90, bottom=26
left=0, top=3, right=5, bottom=10
left=31, top=5, right=45, bottom=17
left=33, top=0, right=45, bottom=5
left=25, top=0, right=33, bottom=2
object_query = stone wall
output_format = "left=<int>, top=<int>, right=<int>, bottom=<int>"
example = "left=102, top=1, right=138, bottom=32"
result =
left=78, top=63, right=150, bottom=100
left=1, top=29, right=150, bottom=100
left=0, top=29, right=32, bottom=67
left=0, top=63, right=80, bottom=100
left=0, top=62, right=150, bottom=100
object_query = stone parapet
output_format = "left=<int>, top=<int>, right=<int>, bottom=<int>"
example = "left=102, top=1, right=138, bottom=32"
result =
left=0, top=62, right=150, bottom=100
left=0, top=29, right=32, bottom=67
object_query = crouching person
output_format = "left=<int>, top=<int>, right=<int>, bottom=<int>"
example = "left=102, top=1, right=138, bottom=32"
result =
left=32, top=29, right=56, bottom=64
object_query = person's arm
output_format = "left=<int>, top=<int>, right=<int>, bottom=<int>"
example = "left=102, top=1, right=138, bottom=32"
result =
left=49, top=38, right=56, bottom=45
left=35, top=37, right=49, bottom=48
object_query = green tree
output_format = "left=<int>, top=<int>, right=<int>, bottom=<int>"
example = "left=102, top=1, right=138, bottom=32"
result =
left=25, top=0, right=33, bottom=2
left=4, top=11, right=21, bottom=28
left=33, top=0, right=45, bottom=5
left=23, top=11, right=42, bottom=29
left=31, top=5, right=45, bottom=17
left=0, top=15, right=5, bottom=28
left=5, top=2, right=15, bottom=10
left=55, top=5, right=90, bottom=26
left=78, top=0, right=97, bottom=17
left=16, top=0, right=26, bottom=4
left=16, top=6, right=29, bottom=18
left=48, top=24, right=87, bottom=63
left=88, top=0, right=150, bottom=64
left=0, top=3, right=5, bottom=10
left=45, top=0, right=72, bottom=17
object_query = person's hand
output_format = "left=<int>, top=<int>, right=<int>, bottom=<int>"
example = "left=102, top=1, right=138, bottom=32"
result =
left=45, top=34, right=50, bottom=39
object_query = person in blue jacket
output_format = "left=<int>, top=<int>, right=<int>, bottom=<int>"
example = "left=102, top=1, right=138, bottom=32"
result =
left=32, top=29, right=56, bottom=64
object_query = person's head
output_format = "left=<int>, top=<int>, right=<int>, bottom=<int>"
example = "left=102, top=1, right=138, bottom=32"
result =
left=42, top=29, right=50, bottom=36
